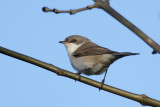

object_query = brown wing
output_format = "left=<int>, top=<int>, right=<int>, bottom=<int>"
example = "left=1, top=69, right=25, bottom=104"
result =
left=72, top=42, right=117, bottom=57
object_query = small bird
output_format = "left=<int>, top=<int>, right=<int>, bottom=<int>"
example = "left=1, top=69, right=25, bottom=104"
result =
left=59, top=35, right=139, bottom=89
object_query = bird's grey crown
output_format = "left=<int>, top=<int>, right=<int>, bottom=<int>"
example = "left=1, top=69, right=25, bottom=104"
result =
left=65, top=35, right=91, bottom=45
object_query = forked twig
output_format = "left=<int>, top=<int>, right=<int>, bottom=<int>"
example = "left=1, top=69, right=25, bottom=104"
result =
left=42, top=0, right=160, bottom=54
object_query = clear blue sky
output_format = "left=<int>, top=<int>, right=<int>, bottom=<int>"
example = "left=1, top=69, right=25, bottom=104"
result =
left=0, top=0, right=160, bottom=107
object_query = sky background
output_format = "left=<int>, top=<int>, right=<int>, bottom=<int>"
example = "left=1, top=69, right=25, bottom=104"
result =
left=0, top=0, right=160, bottom=107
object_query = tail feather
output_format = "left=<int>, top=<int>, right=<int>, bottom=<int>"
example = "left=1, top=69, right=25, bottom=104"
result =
left=112, top=52, right=139, bottom=59
left=119, top=52, right=139, bottom=56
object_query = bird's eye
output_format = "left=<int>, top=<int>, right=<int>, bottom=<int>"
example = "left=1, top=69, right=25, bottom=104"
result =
left=70, top=39, right=76, bottom=43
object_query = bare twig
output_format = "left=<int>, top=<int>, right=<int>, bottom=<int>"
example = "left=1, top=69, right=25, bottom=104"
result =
left=0, top=46, right=160, bottom=106
left=42, top=4, right=97, bottom=15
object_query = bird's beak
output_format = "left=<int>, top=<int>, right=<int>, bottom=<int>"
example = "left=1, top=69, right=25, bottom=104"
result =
left=59, top=41, right=65, bottom=44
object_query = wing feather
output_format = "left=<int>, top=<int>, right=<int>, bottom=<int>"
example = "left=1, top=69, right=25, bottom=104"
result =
left=72, top=42, right=117, bottom=57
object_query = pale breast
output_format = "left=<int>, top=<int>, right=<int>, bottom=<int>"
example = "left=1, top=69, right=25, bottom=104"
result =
left=70, top=55, right=109, bottom=75
left=70, top=56, right=91, bottom=72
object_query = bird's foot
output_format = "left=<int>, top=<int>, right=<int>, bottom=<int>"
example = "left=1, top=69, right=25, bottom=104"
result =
left=99, top=79, right=105, bottom=91
left=75, top=72, right=81, bottom=82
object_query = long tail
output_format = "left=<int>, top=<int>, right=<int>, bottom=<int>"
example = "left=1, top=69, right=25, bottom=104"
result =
left=112, top=52, right=139, bottom=59
left=120, top=52, right=139, bottom=56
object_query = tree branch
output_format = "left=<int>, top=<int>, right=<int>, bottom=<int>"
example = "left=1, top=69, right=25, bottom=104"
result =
left=94, top=0, right=160, bottom=54
left=0, top=46, right=160, bottom=106
left=42, top=0, right=160, bottom=54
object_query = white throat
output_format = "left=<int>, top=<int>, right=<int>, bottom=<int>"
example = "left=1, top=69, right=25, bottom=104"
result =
left=65, top=43, right=83, bottom=56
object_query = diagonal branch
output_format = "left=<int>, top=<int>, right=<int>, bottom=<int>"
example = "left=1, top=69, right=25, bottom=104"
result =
left=94, top=0, right=160, bottom=54
left=42, top=0, right=160, bottom=54
left=0, top=46, right=160, bottom=106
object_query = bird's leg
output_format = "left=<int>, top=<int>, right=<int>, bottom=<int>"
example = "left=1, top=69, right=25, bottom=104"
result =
left=75, top=71, right=82, bottom=81
left=99, top=70, right=108, bottom=91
